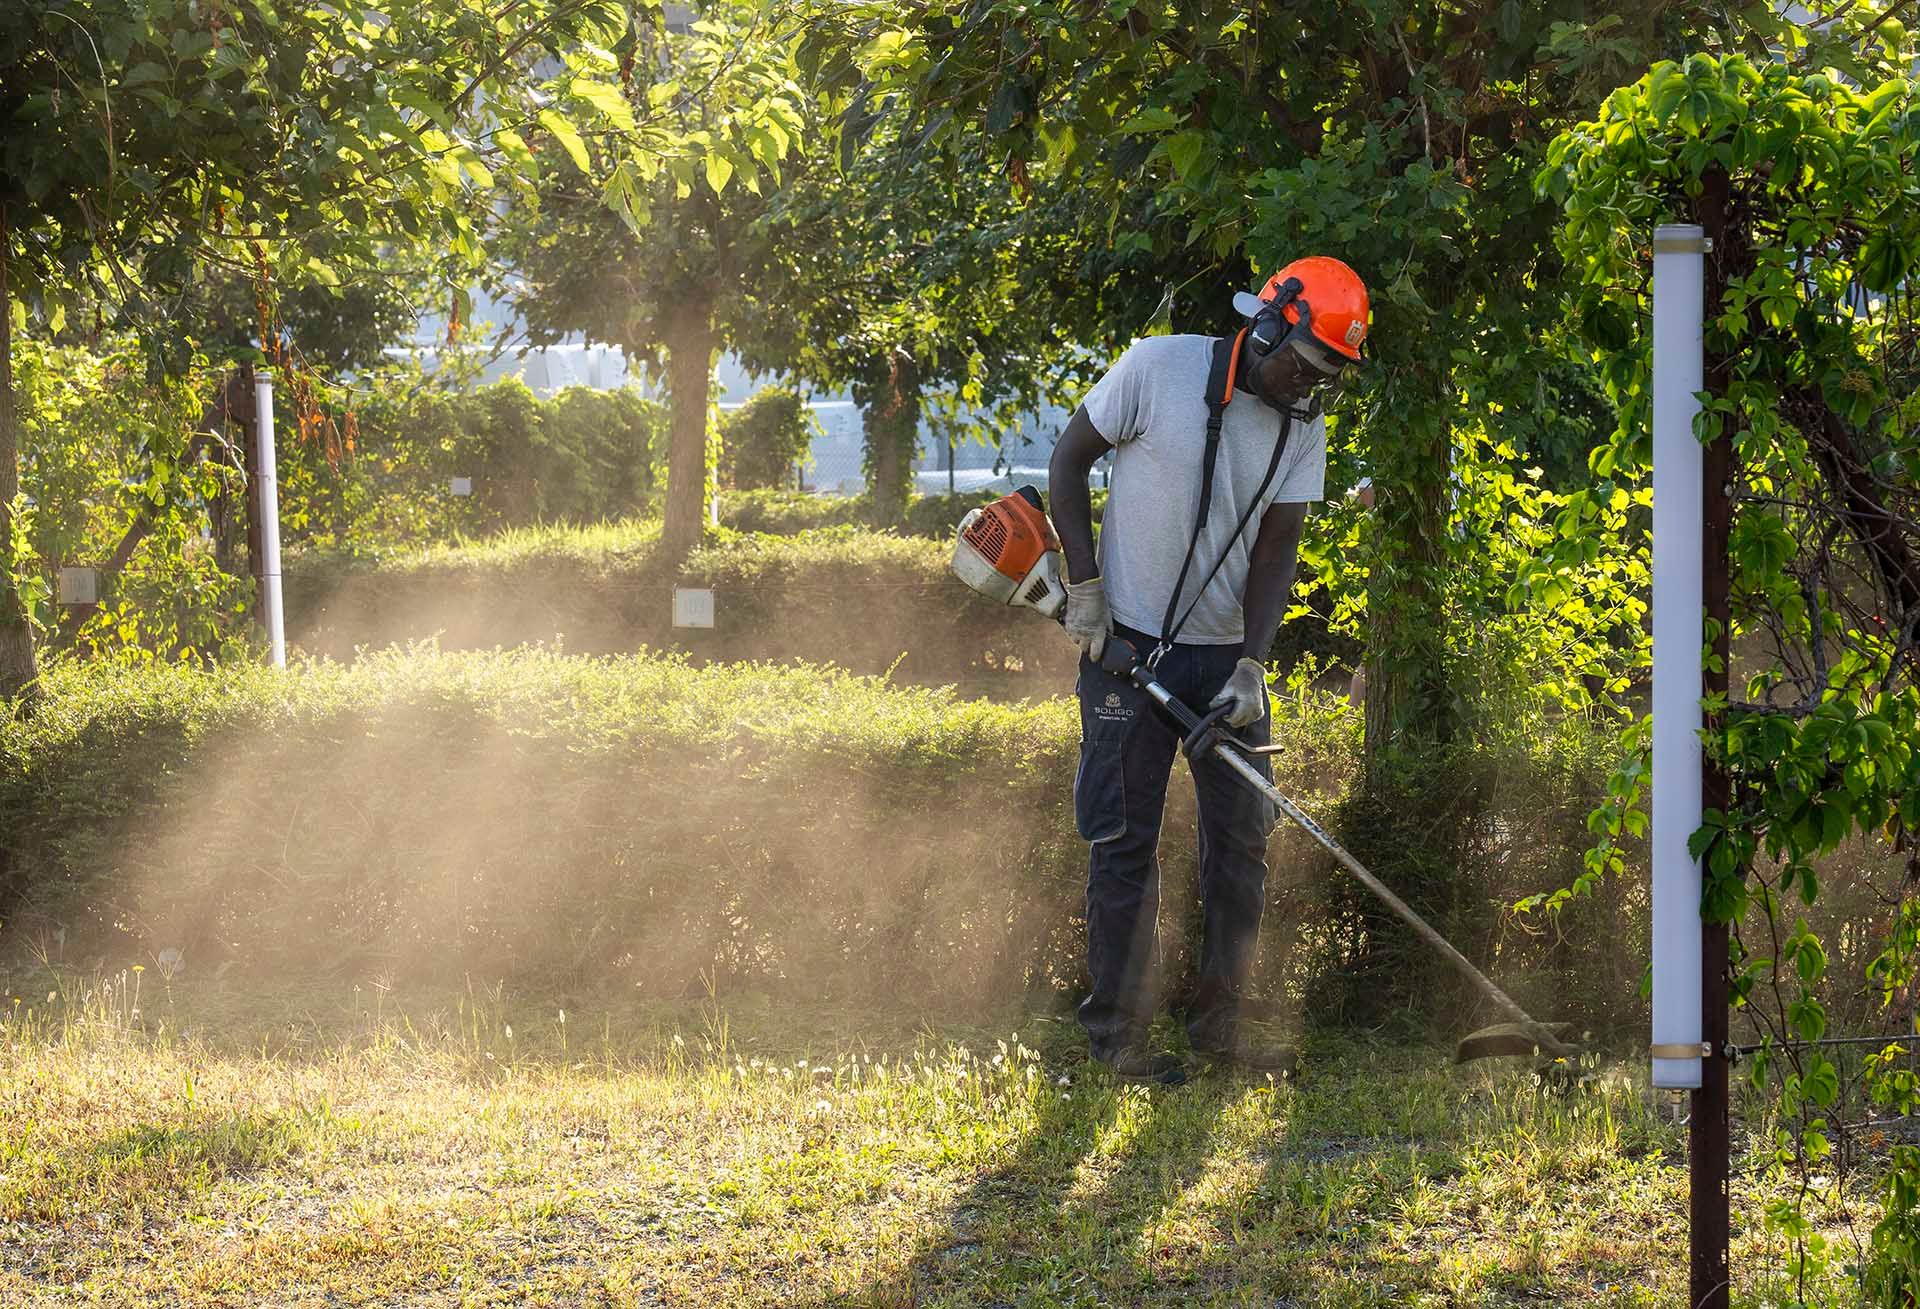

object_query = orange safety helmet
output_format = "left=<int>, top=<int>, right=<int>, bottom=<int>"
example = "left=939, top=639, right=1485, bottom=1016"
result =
left=1232, top=256, right=1371, bottom=366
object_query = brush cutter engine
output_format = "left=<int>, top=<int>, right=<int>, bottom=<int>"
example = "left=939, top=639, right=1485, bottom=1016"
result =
left=951, top=486, right=1068, bottom=620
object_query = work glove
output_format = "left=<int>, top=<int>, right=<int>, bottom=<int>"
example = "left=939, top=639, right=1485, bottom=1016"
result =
left=1063, top=576, right=1111, bottom=660
left=1210, top=657, right=1270, bottom=729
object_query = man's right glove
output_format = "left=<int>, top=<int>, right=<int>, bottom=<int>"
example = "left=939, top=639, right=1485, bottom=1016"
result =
left=1063, top=576, right=1111, bottom=660
left=1209, top=657, right=1270, bottom=729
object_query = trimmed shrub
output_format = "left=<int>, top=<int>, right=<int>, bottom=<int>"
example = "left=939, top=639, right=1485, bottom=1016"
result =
left=719, top=386, right=817, bottom=491
left=285, top=522, right=1082, bottom=695
left=719, top=488, right=1108, bottom=539
left=0, top=651, right=1359, bottom=1015
left=0, top=651, right=1679, bottom=1040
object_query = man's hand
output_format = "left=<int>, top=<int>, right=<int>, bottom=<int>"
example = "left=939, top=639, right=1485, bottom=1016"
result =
left=1064, top=576, right=1111, bottom=660
left=1210, top=657, right=1270, bottom=728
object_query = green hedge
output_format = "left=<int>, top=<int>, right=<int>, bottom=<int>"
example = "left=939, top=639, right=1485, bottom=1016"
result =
left=0, top=651, right=1657, bottom=1036
left=0, top=652, right=1334, bottom=1009
left=285, top=522, right=1082, bottom=694
left=718, top=488, right=1108, bottom=538
left=281, top=376, right=668, bottom=558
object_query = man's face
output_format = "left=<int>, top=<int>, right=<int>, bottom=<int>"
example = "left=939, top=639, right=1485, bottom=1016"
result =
left=1246, top=337, right=1342, bottom=409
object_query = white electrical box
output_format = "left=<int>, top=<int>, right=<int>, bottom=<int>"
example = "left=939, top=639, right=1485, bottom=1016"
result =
left=672, top=587, right=715, bottom=628
left=58, top=567, right=99, bottom=606
left=449, top=476, right=473, bottom=497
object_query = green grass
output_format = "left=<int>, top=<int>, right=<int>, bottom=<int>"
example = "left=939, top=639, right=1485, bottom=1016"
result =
left=0, top=968, right=1879, bottom=1307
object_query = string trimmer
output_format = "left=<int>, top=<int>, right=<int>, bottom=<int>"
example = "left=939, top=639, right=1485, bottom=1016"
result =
left=953, top=486, right=1577, bottom=1064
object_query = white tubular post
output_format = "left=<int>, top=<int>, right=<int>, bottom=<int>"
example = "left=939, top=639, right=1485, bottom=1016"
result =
left=1651, top=223, right=1707, bottom=1089
left=255, top=370, right=287, bottom=668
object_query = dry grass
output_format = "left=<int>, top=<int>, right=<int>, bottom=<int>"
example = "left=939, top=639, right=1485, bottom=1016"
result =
left=0, top=968, right=1878, bottom=1307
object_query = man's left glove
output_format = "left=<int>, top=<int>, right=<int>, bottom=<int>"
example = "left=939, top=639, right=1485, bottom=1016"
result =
left=1210, top=657, right=1270, bottom=729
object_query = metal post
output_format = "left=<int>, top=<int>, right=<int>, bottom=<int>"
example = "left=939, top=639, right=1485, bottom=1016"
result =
left=1651, top=221, right=1729, bottom=1308
left=1696, top=179, right=1736, bottom=1309
left=254, top=370, right=286, bottom=668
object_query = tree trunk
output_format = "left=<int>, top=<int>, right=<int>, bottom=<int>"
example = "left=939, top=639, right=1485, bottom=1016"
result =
left=0, top=204, right=39, bottom=703
left=1362, top=341, right=1455, bottom=770
left=863, top=347, right=919, bottom=528
left=660, top=297, right=716, bottom=563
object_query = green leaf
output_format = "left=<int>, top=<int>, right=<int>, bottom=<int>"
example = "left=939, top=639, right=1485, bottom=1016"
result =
left=704, top=150, right=734, bottom=195
left=1164, top=130, right=1206, bottom=180
left=494, top=129, right=534, bottom=170
left=986, top=80, right=1030, bottom=136
left=1119, top=106, right=1182, bottom=135
left=539, top=109, right=591, bottom=174
left=393, top=88, right=452, bottom=131
left=572, top=80, right=636, bottom=133
left=1803, top=1057, right=1840, bottom=1108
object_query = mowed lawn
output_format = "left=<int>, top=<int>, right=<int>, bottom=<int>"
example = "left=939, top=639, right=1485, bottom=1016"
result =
left=0, top=971, right=1867, bottom=1307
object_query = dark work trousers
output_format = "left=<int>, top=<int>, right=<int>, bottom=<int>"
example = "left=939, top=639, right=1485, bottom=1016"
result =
left=1075, top=624, right=1278, bottom=1059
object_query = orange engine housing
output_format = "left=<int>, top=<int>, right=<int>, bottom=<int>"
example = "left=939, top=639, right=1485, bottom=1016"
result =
left=950, top=486, right=1067, bottom=619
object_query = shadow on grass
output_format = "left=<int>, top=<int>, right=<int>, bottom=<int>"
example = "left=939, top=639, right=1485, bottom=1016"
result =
left=794, top=1048, right=1243, bottom=1309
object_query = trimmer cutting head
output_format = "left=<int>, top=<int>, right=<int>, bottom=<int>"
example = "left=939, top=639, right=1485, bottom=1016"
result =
left=952, top=485, right=1068, bottom=620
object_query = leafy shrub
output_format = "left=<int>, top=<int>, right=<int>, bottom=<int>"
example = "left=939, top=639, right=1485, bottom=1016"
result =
left=0, top=650, right=1342, bottom=1011
left=0, top=650, right=1679, bottom=1039
left=718, top=488, right=1108, bottom=538
left=285, top=522, right=1078, bottom=695
left=17, top=335, right=258, bottom=664
left=719, top=386, right=817, bottom=491
left=278, top=372, right=669, bottom=560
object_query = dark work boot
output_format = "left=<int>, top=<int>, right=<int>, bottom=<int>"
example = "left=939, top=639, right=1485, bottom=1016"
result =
left=1194, top=1036, right=1298, bottom=1077
left=1091, top=1045, right=1190, bottom=1086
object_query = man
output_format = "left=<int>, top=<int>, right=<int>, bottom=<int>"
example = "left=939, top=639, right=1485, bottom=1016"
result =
left=1047, top=258, right=1370, bottom=1084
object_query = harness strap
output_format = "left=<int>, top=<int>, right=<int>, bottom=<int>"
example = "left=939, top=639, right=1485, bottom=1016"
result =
left=1155, top=331, right=1242, bottom=657
left=1153, top=330, right=1294, bottom=658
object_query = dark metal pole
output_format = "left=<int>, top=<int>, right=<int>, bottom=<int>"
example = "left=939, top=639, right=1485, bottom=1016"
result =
left=1693, top=169, right=1734, bottom=1309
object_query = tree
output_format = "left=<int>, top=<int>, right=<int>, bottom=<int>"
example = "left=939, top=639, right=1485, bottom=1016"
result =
left=500, top=1, right=808, bottom=561
left=729, top=108, right=1083, bottom=526
left=801, top=2, right=1720, bottom=756
left=0, top=0, right=681, bottom=697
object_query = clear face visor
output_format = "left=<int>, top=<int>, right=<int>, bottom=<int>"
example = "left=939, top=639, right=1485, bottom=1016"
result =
left=1285, top=333, right=1349, bottom=378
left=1252, top=291, right=1355, bottom=385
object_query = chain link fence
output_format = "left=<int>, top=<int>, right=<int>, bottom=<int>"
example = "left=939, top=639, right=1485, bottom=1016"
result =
left=791, top=397, right=1109, bottom=497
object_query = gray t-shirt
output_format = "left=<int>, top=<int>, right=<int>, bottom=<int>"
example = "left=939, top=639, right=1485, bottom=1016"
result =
left=1080, top=334, right=1326, bottom=645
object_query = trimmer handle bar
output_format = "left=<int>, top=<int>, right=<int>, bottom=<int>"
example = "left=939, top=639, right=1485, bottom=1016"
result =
left=1097, top=637, right=1278, bottom=765
left=1092, top=636, right=1573, bottom=1059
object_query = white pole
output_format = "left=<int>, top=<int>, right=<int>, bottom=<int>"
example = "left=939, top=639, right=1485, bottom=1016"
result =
left=1652, top=224, right=1707, bottom=1090
left=255, top=370, right=287, bottom=669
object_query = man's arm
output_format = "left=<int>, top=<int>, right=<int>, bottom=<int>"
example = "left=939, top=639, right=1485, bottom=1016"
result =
left=1241, top=501, right=1308, bottom=660
left=1048, top=407, right=1109, bottom=582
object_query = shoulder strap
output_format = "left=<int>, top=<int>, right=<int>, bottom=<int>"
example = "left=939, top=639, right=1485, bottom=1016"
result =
left=1156, top=332, right=1243, bottom=652
left=1163, top=409, right=1294, bottom=647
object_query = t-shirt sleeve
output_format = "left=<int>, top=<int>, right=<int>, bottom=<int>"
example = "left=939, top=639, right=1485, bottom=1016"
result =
left=1078, top=342, right=1152, bottom=446
left=1269, top=413, right=1328, bottom=503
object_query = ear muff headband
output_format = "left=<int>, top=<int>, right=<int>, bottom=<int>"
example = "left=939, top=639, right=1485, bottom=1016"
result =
left=1247, top=277, right=1305, bottom=357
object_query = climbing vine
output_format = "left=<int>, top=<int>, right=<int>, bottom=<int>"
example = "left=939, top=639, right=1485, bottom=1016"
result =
left=1542, top=49, right=1920, bottom=1295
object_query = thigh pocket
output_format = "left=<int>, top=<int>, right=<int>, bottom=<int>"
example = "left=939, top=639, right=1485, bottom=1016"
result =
left=1073, top=726, right=1128, bottom=845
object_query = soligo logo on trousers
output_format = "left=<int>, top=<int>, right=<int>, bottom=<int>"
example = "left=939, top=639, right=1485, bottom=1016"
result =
left=1095, top=691, right=1134, bottom=721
